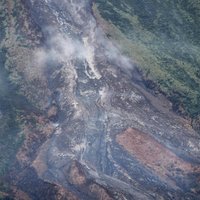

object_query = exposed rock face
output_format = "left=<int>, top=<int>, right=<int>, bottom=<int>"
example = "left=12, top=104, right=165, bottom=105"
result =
left=1, top=0, right=200, bottom=199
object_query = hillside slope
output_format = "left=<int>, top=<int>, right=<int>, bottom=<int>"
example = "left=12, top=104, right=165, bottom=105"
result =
left=94, top=0, right=200, bottom=127
left=0, top=0, right=200, bottom=199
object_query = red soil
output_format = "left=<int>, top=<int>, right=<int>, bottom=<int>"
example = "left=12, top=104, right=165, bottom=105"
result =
left=116, top=128, right=200, bottom=187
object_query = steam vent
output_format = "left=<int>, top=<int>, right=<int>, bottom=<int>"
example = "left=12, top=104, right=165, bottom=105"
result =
left=0, top=0, right=200, bottom=199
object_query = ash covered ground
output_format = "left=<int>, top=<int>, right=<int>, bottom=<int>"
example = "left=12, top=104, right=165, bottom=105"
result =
left=0, top=0, right=200, bottom=199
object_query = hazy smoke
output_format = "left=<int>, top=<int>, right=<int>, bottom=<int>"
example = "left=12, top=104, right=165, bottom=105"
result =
left=27, top=0, right=134, bottom=80
left=27, top=33, right=87, bottom=80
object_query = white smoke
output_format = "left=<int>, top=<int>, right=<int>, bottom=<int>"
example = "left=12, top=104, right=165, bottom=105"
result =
left=27, top=0, right=134, bottom=80
left=26, top=33, right=88, bottom=80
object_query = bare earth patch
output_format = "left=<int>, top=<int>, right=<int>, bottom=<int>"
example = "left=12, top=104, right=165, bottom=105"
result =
left=116, top=128, right=200, bottom=187
left=89, top=184, right=113, bottom=200
left=69, top=161, right=86, bottom=185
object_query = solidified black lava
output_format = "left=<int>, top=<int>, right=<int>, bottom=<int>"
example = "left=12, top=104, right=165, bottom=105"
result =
left=1, top=0, right=200, bottom=199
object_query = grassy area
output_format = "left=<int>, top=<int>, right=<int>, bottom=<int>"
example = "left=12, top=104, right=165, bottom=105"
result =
left=0, top=48, right=24, bottom=177
left=0, top=1, right=42, bottom=193
left=94, top=0, right=200, bottom=121
left=0, top=0, right=28, bottom=195
left=0, top=48, right=25, bottom=200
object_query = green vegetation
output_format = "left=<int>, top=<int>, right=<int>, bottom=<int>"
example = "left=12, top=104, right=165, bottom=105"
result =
left=0, top=0, right=27, bottom=194
left=94, top=0, right=200, bottom=121
left=0, top=48, right=24, bottom=177
left=0, top=1, right=42, bottom=196
left=0, top=48, right=24, bottom=198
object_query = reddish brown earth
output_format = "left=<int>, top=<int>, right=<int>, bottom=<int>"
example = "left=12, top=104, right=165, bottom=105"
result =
left=16, top=113, right=55, bottom=167
left=1, top=0, right=200, bottom=199
left=68, top=161, right=87, bottom=185
left=89, top=184, right=113, bottom=200
left=116, top=128, right=200, bottom=187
